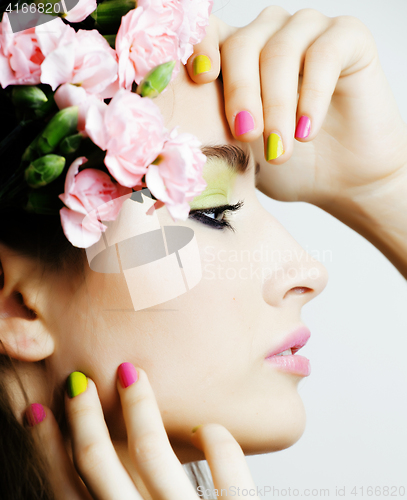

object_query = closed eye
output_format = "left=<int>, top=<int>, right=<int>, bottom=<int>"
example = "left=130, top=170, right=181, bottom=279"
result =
left=188, top=200, right=244, bottom=231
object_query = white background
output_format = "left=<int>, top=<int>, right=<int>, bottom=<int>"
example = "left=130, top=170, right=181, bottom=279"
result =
left=212, top=0, right=407, bottom=497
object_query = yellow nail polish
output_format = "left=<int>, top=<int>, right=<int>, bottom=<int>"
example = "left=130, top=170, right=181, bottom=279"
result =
left=266, top=133, right=284, bottom=161
left=66, top=372, right=88, bottom=398
left=193, top=55, right=211, bottom=75
left=192, top=424, right=203, bottom=433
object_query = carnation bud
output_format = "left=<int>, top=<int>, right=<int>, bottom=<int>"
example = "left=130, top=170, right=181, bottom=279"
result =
left=22, top=135, right=40, bottom=164
left=25, top=155, right=66, bottom=188
left=12, top=86, right=48, bottom=109
left=59, top=133, right=83, bottom=155
left=92, top=0, right=136, bottom=33
left=34, top=90, right=57, bottom=120
left=37, top=107, right=78, bottom=155
left=137, top=61, right=176, bottom=98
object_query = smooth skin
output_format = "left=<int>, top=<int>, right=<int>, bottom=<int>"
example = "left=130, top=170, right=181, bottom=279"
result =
left=2, top=64, right=328, bottom=498
left=188, top=8, right=407, bottom=277
left=27, top=367, right=257, bottom=500
left=12, top=5, right=407, bottom=500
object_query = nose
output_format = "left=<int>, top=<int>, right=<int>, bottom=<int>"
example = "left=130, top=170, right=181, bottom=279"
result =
left=259, top=220, right=329, bottom=309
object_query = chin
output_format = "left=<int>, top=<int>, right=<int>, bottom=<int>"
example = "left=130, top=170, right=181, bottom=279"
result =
left=171, top=397, right=307, bottom=463
left=238, top=393, right=307, bottom=456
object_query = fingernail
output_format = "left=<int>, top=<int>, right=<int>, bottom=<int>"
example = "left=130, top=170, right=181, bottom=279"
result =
left=235, top=111, right=254, bottom=136
left=266, top=133, right=284, bottom=161
left=118, top=362, right=138, bottom=389
left=193, top=55, right=211, bottom=75
left=25, top=403, right=46, bottom=427
left=192, top=424, right=203, bottom=433
left=295, top=115, right=311, bottom=139
left=66, top=371, right=88, bottom=399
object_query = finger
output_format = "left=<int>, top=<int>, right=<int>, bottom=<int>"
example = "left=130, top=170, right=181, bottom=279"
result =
left=221, top=6, right=291, bottom=142
left=186, top=15, right=235, bottom=83
left=295, top=16, right=372, bottom=142
left=117, top=363, right=198, bottom=500
left=24, top=403, right=93, bottom=500
left=191, top=424, right=258, bottom=499
left=260, top=9, right=331, bottom=163
left=65, top=373, right=142, bottom=500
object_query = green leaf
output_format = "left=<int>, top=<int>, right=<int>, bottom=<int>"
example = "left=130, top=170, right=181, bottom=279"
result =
left=103, top=34, right=117, bottom=49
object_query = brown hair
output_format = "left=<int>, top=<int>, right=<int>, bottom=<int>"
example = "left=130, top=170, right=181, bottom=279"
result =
left=0, top=216, right=221, bottom=499
left=0, top=345, right=55, bottom=499
left=0, top=209, right=84, bottom=498
left=0, top=85, right=215, bottom=500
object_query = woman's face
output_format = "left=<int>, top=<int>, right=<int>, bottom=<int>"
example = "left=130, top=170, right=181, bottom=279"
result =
left=48, top=65, right=328, bottom=462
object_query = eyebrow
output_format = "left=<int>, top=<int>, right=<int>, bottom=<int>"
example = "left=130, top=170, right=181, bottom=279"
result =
left=201, top=144, right=260, bottom=176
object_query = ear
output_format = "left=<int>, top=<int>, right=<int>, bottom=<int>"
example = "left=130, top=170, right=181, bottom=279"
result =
left=0, top=245, right=55, bottom=362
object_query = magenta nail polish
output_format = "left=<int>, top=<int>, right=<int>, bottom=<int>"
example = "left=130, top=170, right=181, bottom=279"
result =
left=235, top=111, right=254, bottom=136
left=295, top=115, right=311, bottom=139
left=118, top=362, right=138, bottom=388
left=25, top=403, right=46, bottom=427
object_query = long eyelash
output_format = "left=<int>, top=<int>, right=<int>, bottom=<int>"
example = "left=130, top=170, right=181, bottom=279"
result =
left=188, top=200, right=244, bottom=232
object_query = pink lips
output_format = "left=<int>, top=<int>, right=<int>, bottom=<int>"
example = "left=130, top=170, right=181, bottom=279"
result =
left=265, top=326, right=311, bottom=377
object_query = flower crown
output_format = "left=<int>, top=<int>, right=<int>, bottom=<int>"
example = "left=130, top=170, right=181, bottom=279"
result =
left=0, top=0, right=212, bottom=248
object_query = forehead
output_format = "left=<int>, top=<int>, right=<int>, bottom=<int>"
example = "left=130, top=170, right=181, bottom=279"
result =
left=154, top=65, right=257, bottom=184
left=154, top=65, right=235, bottom=147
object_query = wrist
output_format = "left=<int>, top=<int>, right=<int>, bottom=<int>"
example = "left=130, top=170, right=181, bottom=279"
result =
left=319, top=162, right=407, bottom=279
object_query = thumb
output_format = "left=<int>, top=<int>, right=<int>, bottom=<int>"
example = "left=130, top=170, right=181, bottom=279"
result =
left=186, top=15, right=236, bottom=83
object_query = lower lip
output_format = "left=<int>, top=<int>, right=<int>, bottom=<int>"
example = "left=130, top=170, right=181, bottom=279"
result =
left=265, top=354, right=311, bottom=377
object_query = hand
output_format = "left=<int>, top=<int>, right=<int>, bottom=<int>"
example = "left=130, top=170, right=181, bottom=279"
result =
left=186, top=7, right=407, bottom=206
left=24, top=364, right=258, bottom=499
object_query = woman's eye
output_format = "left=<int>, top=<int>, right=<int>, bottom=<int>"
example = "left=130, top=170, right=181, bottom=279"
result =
left=188, top=200, right=244, bottom=231
left=203, top=211, right=225, bottom=220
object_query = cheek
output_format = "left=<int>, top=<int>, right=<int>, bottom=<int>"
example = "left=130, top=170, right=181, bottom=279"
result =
left=68, top=192, right=307, bottom=452
left=108, top=261, right=250, bottom=411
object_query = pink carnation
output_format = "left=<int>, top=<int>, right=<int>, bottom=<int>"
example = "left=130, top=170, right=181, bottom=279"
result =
left=135, top=0, right=213, bottom=65
left=41, top=28, right=118, bottom=95
left=178, top=0, right=213, bottom=63
left=60, top=208, right=104, bottom=248
left=0, top=13, right=44, bottom=87
left=36, top=16, right=76, bottom=57
left=65, top=0, right=97, bottom=23
left=180, top=0, right=213, bottom=45
left=59, top=157, right=132, bottom=248
left=54, top=83, right=105, bottom=132
left=145, top=127, right=207, bottom=220
left=136, top=0, right=184, bottom=33
left=116, top=6, right=179, bottom=89
left=85, top=89, right=167, bottom=188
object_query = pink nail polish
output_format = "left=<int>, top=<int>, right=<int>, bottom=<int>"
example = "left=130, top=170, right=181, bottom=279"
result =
left=235, top=111, right=254, bottom=136
left=118, top=362, right=138, bottom=389
left=295, top=115, right=311, bottom=138
left=25, top=403, right=46, bottom=427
